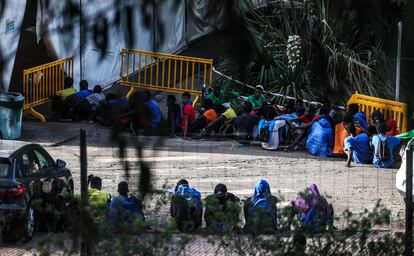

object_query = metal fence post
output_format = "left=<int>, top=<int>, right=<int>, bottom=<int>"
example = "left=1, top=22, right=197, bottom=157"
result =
left=405, top=145, right=413, bottom=256
left=80, top=129, right=89, bottom=255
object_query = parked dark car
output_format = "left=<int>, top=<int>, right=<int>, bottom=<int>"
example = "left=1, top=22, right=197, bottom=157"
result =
left=0, top=142, right=73, bottom=242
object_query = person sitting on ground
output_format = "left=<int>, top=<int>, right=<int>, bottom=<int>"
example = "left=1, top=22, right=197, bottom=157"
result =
left=269, top=101, right=299, bottom=148
left=202, top=103, right=236, bottom=137
left=348, top=103, right=368, bottom=131
left=287, top=106, right=316, bottom=150
left=143, top=90, right=163, bottom=129
left=344, top=122, right=373, bottom=167
left=87, top=175, right=111, bottom=222
left=166, top=94, right=182, bottom=137
left=333, top=115, right=361, bottom=155
left=204, top=183, right=240, bottom=232
left=371, top=123, right=401, bottom=168
left=247, top=85, right=266, bottom=110
left=109, top=182, right=145, bottom=224
left=386, top=119, right=400, bottom=136
left=366, top=110, right=385, bottom=136
left=58, top=80, right=92, bottom=120
left=206, top=84, right=240, bottom=106
left=257, top=104, right=286, bottom=150
left=75, top=80, right=93, bottom=99
left=51, top=77, right=76, bottom=116
left=295, top=98, right=305, bottom=116
left=233, top=101, right=261, bottom=144
left=289, top=184, right=334, bottom=232
left=244, top=179, right=277, bottom=234
left=188, top=98, right=217, bottom=137
left=306, top=105, right=334, bottom=157
left=170, top=179, right=202, bottom=232
left=180, top=92, right=196, bottom=140
left=74, top=85, right=105, bottom=121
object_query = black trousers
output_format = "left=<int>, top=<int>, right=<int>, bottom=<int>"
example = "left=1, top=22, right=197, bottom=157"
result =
left=188, top=116, right=207, bottom=135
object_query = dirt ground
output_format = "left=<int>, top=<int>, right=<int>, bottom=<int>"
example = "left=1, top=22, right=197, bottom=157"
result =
left=0, top=121, right=406, bottom=255
left=19, top=121, right=406, bottom=228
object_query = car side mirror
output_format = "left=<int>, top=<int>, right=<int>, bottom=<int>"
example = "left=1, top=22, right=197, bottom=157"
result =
left=56, top=159, right=66, bottom=168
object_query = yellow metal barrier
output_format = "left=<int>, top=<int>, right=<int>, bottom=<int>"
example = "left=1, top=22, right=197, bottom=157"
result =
left=23, top=57, right=74, bottom=122
left=347, top=92, right=408, bottom=132
left=120, top=49, right=213, bottom=98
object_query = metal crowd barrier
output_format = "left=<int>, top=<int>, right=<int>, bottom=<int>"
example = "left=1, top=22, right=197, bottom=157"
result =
left=23, top=57, right=74, bottom=122
left=120, top=48, right=213, bottom=98
left=347, top=92, right=408, bottom=132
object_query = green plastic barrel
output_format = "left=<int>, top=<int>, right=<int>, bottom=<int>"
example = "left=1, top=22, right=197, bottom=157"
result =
left=0, top=92, right=24, bottom=140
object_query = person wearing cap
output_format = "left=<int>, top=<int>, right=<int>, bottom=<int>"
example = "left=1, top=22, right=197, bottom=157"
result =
left=206, top=84, right=240, bottom=106
left=247, top=85, right=266, bottom=109
left=170, top=179, right=202, bottom=232
left=371, top=123, right=401, bottom=168
left=87, top=175, right=111, bottom=222
left=204, top=184, right=240, bottom=232
left=109, top=182, right=145, bottom=223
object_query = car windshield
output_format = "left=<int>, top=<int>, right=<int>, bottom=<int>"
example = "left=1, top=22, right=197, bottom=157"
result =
left=0, top=159, right=13, bottom=179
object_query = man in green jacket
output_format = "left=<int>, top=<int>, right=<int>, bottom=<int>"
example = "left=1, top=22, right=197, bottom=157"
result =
left=247, top=85, right=266, bottom=110
left=206, top=84, right=239, bottom=105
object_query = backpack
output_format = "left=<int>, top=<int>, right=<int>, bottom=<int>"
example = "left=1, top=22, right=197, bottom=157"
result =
left=375, top=137, right=390, bottom=162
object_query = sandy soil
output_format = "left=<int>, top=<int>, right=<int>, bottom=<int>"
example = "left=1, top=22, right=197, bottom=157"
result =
left=18, top=122, right=405, bottom=230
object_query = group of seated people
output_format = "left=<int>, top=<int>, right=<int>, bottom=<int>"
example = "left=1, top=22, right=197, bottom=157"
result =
left=162, top=84, right=406, bottom=169
left=51, top=78, right=408, bottom=169
left=34, top=175, right=334, bottom=235
left=86, top=177, right=334, bottom=233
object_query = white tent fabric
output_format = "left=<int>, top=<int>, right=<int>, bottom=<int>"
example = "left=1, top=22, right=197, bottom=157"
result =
left=0, top=0, right=232, bottom=92
left=10, top=0, right=229, bottom=90
left=0, top=0, right=27, bottom=92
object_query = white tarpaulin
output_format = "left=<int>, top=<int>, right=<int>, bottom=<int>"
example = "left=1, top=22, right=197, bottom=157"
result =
left=0, top=0, right=27, bottom=92
left=1, top=0, right=226, bottom=90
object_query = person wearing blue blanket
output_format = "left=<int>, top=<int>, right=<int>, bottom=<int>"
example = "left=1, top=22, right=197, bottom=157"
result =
left=143, top=90, right=163, bottom=129
left=344, top=123, right=373, bottom=167
left=306, top=106, right=334, bottom=157
left=170, top=179, right=203, bottom=232
left=244, top=179, right=277, bottom=234
left=109, top=182, right=145, bottom=224
left=348, top=103, right=368, bottom=130
left=371, top=123, right=401, bottom=168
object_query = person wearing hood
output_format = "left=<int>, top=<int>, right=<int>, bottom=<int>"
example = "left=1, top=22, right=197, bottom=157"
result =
left=348, top=103, right=368, bottom=131
left=306, top=105, right=334, bottom=157
left=170, top=179, right=202, bottom=232
left=109, top=182, right=145, bottom=224
left=243, top=179, right=277, bottom=234
left=204, top=184, right=240, bottom=232
left=289, top=184, right=334, bottom=231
